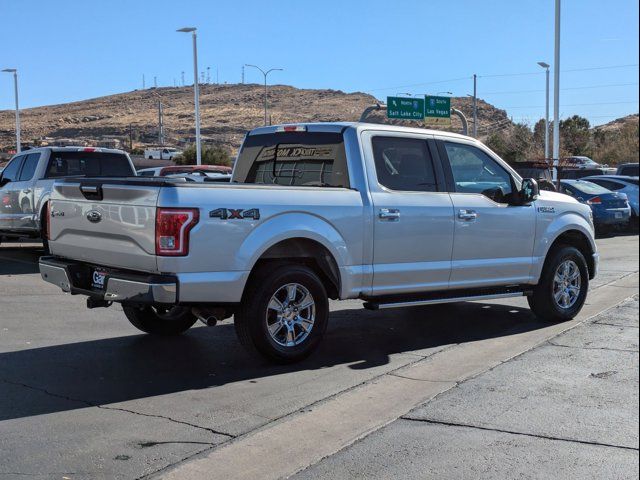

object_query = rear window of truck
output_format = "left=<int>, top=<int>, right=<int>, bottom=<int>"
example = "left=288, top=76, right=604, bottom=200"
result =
left=233, top=132, right=349, bottom=188
left=46, top=152, right=134, bottom=178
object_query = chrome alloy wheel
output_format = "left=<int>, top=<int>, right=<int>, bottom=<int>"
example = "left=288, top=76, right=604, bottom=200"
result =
left=553, top=260, right=582, bottom=309
left=265, top=283, right=316, bottom=347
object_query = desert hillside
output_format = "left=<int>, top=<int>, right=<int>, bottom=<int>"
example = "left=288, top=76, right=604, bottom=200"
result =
left=0, top=84, right=511, bottom=153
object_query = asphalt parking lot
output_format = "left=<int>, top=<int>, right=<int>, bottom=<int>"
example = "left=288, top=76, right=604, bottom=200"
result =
left=0, top=234, right=638, bottom=479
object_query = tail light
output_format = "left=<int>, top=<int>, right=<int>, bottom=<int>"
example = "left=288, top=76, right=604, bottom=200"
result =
left=155, top=208, right=199, bottom=256
left=587, top=196, right=602, bottom=205
left=44, top=202, right=51, bottom=240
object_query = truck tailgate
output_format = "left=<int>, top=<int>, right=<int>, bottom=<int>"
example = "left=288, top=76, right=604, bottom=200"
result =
left=49, top=180, right=160, bottom=272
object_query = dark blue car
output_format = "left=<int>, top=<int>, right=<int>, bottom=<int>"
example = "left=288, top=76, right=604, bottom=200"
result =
left=560, top=180, right=631, bottom=232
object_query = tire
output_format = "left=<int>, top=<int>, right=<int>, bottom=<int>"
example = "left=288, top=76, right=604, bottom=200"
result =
left=528, top=245, right=589, bottom=322
left=234, top=263, right=329, bottom=364
left=123, top=305, right=197, bottom=335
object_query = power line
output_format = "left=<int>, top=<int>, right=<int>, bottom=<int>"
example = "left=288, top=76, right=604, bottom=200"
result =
left=503, top=100, right=639, bottom=109
left=483, top=82, right=639, bottom=96
left=368, top=64, right=639, bottom=94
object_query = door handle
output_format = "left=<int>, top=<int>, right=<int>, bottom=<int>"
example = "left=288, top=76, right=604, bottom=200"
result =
left=22, top=188, right=31, bottom=194
left=458, top=209, right=478, bottom=221
left=379, top=208, right=401, bottom=221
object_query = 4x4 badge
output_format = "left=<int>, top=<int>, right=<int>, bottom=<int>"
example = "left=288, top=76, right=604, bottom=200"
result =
left=209, top=208, right=260, bottom=220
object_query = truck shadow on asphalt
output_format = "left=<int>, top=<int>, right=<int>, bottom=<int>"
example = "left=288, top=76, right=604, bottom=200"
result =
left=0, top=244, right=43, bottom=275
left=0, top=300, right=548, bottom=422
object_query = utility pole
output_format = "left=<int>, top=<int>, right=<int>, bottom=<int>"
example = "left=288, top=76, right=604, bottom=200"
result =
left=154, top=76, right=157, bottom=88
left=472, top=74, right=478, bottom=138
left=216, top=67, right=219, bottom=85
left=206, top=66, right=211, bottom=84
left=552, top=0, right=561, bottom=183
left=142, top=74, right=146, bottom=89
left=181, top=71, right=185, bottom=86
left=2, top=68, right=20, bottom=152
left=241, top=65, right=245, bottom=84
left=129, top=123, right=133, bottom=151
left=157, top=101, right=164, bottom=145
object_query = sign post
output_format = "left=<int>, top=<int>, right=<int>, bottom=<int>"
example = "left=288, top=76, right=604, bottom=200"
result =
left=424, top=95, right=451, bottom=126
left=386, top=96, right=425, bottom=120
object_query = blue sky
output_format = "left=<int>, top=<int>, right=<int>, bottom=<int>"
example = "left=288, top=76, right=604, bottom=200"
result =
left=1, top=0, right=638, bottom=126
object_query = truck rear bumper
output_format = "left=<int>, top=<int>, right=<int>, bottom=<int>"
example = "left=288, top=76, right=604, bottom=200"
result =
left=39, top=256, right=177, bottom=304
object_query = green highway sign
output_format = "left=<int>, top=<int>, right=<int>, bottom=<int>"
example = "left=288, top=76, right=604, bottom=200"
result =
left=424, top=95, right=451, bottom=119
left=387, top=96, right=425, bottom=120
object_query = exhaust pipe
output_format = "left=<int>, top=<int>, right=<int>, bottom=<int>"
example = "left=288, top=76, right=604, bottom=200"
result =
left=192, top=308, right=219, bottom=327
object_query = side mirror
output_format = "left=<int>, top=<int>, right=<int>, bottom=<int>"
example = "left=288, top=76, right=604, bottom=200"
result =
left=0, top=175, right=9, bottom=188
left=519, top=178, right=539, bottom=204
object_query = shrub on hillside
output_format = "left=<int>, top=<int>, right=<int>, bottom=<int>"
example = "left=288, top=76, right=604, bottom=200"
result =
left=174, top=145, right=232, bottom=166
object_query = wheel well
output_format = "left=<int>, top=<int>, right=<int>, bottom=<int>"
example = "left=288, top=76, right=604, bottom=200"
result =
left=548, top=230, right=595, bottom=279
left=250, top=238, right=341, bottom=299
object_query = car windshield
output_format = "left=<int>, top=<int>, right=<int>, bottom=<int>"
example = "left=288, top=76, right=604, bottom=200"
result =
left=568, top=180, right=611, bottom=194
left=46, top=151, right=133, bottom=177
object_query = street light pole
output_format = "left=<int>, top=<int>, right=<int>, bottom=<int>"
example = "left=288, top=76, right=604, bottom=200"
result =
left=2, top=68, right=20, bottom=153
left=177, top=27, right=201, bottom=165
left=245, top=64, right=283, bottom=126
left=552, top=0, right=561, bottom=182
left=472, top=74, right=477, bottom=138
left=538, top=62, right=551, bottom=161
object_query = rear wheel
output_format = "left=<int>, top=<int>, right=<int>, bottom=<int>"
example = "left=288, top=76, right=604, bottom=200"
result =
left=123, top=305, right=197, bottom=335
left=234, top=263, right=329, bottom=364
left=528, top=245, right=589, bottom=322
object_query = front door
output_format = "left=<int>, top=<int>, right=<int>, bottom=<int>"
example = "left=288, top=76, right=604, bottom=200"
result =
left=0, top=155, right=25, bottom=231
left=363, top=132, right=455, bottom=296
left=438, top=140, right=536, bottom=288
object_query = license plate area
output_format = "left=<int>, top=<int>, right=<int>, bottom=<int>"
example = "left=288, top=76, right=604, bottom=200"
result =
left=91, top=268, right=109, bottom=291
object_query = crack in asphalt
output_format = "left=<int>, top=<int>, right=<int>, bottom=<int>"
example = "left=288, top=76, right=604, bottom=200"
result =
left=0, top=377, right=235, bottom=439
left=400, top=417, right=640, bottom=452
left=547, top=341, right=639, bottom=353
left=595, top=322, right=639, bottom=328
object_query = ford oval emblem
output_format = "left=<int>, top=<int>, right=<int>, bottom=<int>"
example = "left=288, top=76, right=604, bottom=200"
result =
left=86, top=210, right=102, bottom=223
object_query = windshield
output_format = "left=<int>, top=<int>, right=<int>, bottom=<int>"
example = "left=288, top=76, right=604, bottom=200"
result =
left=46, top=151, right=134, bottom=178
left=233, top=131, right=349, bottom=188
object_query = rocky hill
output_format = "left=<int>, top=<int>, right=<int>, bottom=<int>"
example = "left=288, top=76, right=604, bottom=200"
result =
left=0, top=84, right=512, bottom=154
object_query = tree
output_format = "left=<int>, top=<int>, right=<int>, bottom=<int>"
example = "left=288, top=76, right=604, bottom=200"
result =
left=532, top=119, right=548, bottom=159
left=559, top=115, right=591, bottom=156
left=174, top=144, right=232, bottom=166
left=485, top=123, right=533, bottom=163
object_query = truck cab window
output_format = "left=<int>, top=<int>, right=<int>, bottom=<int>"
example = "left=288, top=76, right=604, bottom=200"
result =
left=444, top=142, right=513, bottom=201
left=1, top=156, right=24, bottom=183
left=372, top=136, right=438, bottom=192
left=18, top=153, right=41, bottom=181
left=234, top=132, right=349, bottom=188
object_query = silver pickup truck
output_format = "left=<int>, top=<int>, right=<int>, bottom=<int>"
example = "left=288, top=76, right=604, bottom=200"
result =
left=0, top=146, right=135, bottom=249
left=40, top=123, right=598, bottom=363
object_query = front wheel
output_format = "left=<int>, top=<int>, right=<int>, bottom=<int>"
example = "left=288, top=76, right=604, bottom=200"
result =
left=234, top=264, right=329, bottom=364
left=123, top=305, right=197, bottom=335
left=528, top=245, right=589, bottom=322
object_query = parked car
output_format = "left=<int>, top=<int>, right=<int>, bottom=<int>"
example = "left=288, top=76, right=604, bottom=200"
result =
left=616, top=163, right=639, bottom=177
left=582, top=175, right=639, bottom=226
left=144, top=147, right=183, bottom=160
left=0, top=146, right=136, bottom=248
left=511, top=161, right=556, bottom=191
left=137, top=165, right=232, bottom=177
left=559, top=179, right=631, bottom=233
left=40, top=123, right=598, bottom=363
left=563, top=156, right=604, bottom=169
left=165, top=172, right=232, bottom=183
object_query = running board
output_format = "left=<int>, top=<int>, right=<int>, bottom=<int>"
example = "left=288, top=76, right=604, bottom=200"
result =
left=363, top=291, right=529, bottom=311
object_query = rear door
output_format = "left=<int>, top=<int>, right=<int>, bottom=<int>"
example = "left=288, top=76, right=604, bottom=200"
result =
left=0, top=155, right=25, bottom=230
left=362, top=131, right=455, bottom=295
left=438, top=139, right=536, bottom=289
left=12, top=153, right=41, bottom=230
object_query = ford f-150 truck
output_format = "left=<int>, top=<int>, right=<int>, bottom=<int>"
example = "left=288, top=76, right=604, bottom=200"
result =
left=39, top=123, right=598, bottom=363
left=0, top=146, right=136, bottom=249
